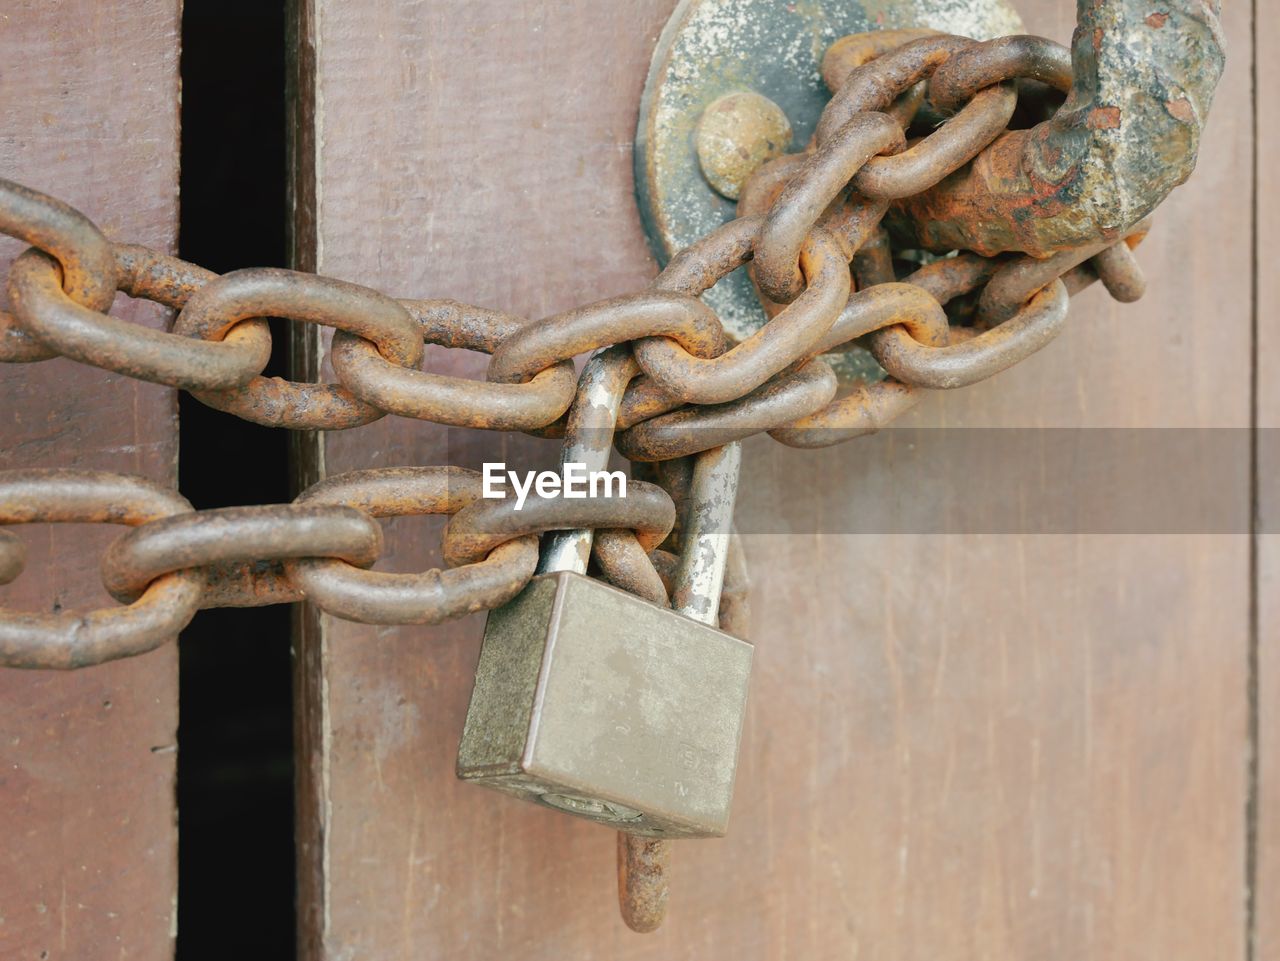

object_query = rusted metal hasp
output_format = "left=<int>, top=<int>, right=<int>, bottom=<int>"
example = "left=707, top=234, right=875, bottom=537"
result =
left=896, top=0, right=1225, bottom=256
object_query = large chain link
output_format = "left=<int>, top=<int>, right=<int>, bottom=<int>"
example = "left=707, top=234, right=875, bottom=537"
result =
left=0, top=31, right=1158, bottom=668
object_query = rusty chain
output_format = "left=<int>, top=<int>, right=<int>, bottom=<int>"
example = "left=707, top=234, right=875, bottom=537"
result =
left=0, top=29, right=1179, bottom=668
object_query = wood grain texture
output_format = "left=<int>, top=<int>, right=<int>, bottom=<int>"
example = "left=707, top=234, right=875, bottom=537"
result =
left=1256, top=0, right=1278, bottom=956
left=0, top=3, right=182, bottom=960
left=292, top=1, right=1254, bottom=957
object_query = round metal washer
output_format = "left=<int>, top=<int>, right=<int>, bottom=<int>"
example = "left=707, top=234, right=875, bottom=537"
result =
left=635, top=0, right=1023, bottom=382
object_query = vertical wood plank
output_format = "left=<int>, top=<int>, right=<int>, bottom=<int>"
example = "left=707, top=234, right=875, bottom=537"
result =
left=1254, top=0, right=1278, bottom=955
left=292, top=2, right=1253, bottom=958
left=0, top=3, right=182, bottom=960
left=289, top=5, right=676, bottom=957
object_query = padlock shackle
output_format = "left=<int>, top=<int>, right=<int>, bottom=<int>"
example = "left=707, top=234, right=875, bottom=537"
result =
left=538, top=345, right=639, bottom=576
left=671, top=441, right=742, bottom=625
left=540, top=347, right=743, bottom=626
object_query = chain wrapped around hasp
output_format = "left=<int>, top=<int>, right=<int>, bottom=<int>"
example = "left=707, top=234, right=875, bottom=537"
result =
left=0, top=29, right=1171, bottom=668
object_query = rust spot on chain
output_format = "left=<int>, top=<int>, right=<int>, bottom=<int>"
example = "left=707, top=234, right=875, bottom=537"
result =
left=0, top=471, right=203, bottom=670
left=175, top=268, right=422, bottom=429
left=336, top=301, right=578, bottom=431
left=1087, top=106, right=1123, bottom=130
left=290, top=468, right=537, bottom=624
left=487, top=291, right=726, bottom=386
left=100, top=504, right=385, bottom=605
left=0, top=6, right=1200, bottom=670
left=0, top=178, right=115, bottom=363
left=592, top=530, right=669, bottom=606
left=638, top=224, right=848, bottom=404
left=442, top=482, right=675, bottom=568
left=617, top=361, right=837, bottom=462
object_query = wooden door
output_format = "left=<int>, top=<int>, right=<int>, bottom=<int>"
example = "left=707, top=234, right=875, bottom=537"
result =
left=289, top=1, right=1259, bottom=959
left=1257, top=9, right=1280, bottom=960
left=0, top=1, right=1268, bottom=960
left=0, top=4, right=182, bottom=960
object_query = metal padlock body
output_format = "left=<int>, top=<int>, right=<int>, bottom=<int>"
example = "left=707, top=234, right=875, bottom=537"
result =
left=457, top=569, right=753, bottom=839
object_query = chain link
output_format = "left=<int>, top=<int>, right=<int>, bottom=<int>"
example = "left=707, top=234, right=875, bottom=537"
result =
left=0, top=28, right=1164, bottom=667
left=0, top=471, right=203, bottom=669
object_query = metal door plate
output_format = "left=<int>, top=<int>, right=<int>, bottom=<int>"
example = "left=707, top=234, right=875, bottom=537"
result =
left=635, top=0, right=1023, bottom=381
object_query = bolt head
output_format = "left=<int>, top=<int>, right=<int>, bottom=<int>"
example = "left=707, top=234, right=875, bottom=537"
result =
left=695, top=92, right=793, bottom=201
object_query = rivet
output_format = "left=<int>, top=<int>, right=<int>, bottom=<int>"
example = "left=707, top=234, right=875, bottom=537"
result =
left=695, top=92, right=793, bottom=200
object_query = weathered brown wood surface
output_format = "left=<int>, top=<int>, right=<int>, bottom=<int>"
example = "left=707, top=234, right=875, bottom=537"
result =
left=1257, top=9, right=1278, bottom=961
left=292, top=1, right=1255, bottom=958
left=0, top=3, right=182, bottom=960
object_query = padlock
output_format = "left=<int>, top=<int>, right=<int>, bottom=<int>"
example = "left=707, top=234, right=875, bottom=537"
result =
left=456, top=347, right=753, bottom=839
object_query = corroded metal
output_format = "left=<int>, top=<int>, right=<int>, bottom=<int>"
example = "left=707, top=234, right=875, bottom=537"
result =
left=114, top=243, right=217, bottom=308
left=0, top=178, right=116, bottom=362
left=443, top=482, right=675, bottom=568
left=0, top=470, right=203, bottom=670
left=0, top=7, right=1222, bottom=943
left=174, top=268, right=422, bottom=429
left=809, top=280, right=951, bottom=355
left=847, top=82, right=1015, bottom=199
left=535, top=346, right=643, bottom=576
left=618, top=835, right=670, bottom=934
left=637, top=219, right=848, bottom=404
left=617, top=360, right=837, bottom=462
left=696, top=92, right=792, bottom=200
left=0, top=530, right=25, bottom=586
left=591, top=529, right=670, bottom=606
left=822, top=27, right=941, bottom=91
left=0, top=2, right=1210, bottom=677
left=101, top=504, right=384, bottom=603
left=977, top=219, right=1151, bottom=325
left=634, top=0, right=1022, bottom=347
left=766, top=231, right=1141, bottom=448
left=770, top=378, right=921, bottom=448
left=291, top=467, right=537, bottom=624
left=926, top=33, right=1072, bottom=110
left=333, top=301, right=578, bottom=431
left=870, top=279, right=1070, bottom=389
left=8, top=247, right=272, bottom=389
left=895, top=0, right=1224, bottom=255
left=487, top=291, right=726, bottom=385
left=1086, top=240, right=1146, bottom=304
left=753, top=113, right=904, bottom=303
left=0, top=463, right=687, bottom=670
left=0, top=167, right=1157, bottom=457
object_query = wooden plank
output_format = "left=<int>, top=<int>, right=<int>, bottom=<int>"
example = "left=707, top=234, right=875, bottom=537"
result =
left=289, top=5, right=675, bottom=957
left=1255, top=0, right=1279, bottom=956
left=0, top=4, right=182, bottom=960
left=292, top=1, right=1253, bottom=957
